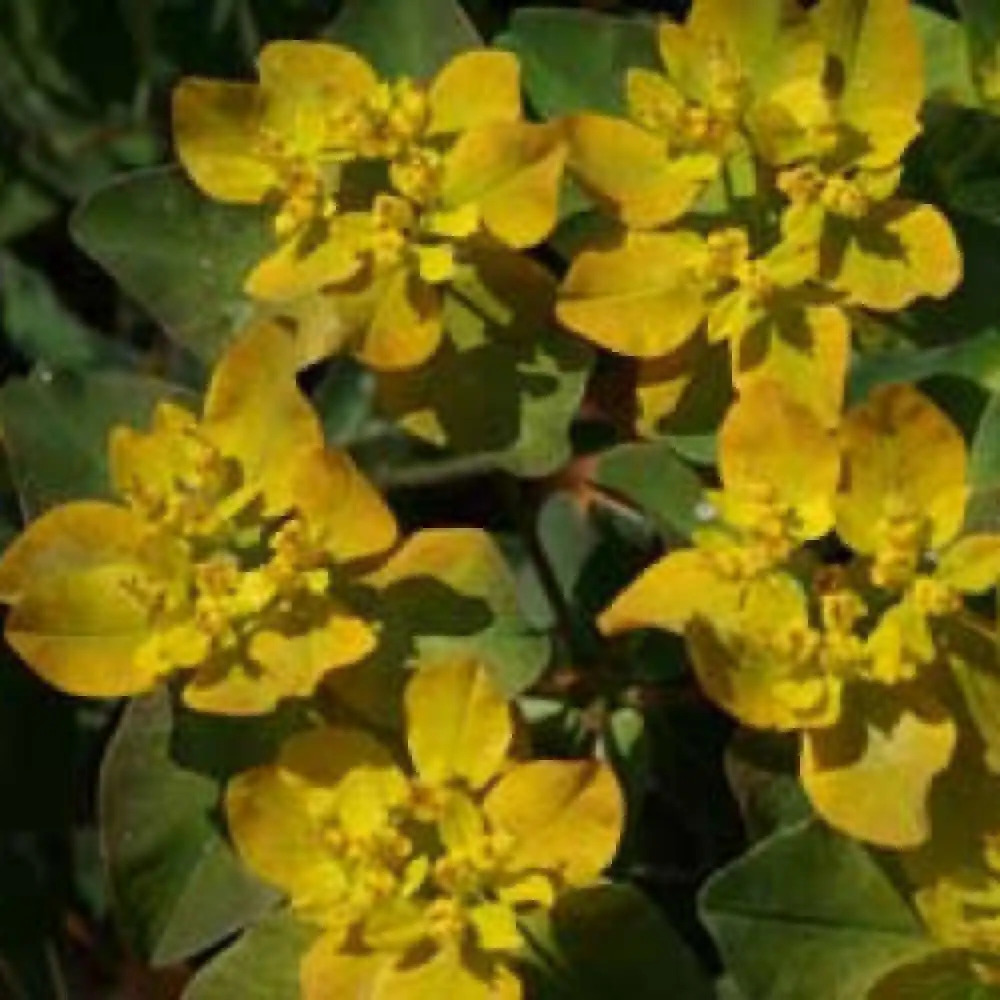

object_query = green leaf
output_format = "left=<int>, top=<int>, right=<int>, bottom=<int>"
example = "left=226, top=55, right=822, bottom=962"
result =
left=590, top=438, right=706, bottom=540
left=966, top=391, right=1000, bottom=531
left=0, top=175, right=57, bottom=242
left=600, top=707, right=650, bottom=860
left=699, top=819, right=937, bottom=1000
left=918, top=104, right=1000, bottom=226
left=915, top=5, right=980, bottom=107
left=99, top=690, right=284, bottom=966
left=499, top=8, right=658, bottom=117
left=376, top=261, right=594, bottom=478
left=71, top=166, right=270, bottom=362
left=311, top=358, right=375, bottom=445
left=849, top=327, right=1000, bottom=404
left=869, top=952, right=1000, bottom=999
left=940, top=617, right=1000, bottom=774
left=0, top=368, right=194, bottom=517
left=957, top=0, right=1000, bottom=109
left=523, top=883, right=713, bottom=1000
left=329, top=528, right=550, bottom=728
left=182, top=911, right=318, bottom=1000
left=516, top=491, right=602, bottom=631
left=724, top=730, right=811, bottom=844
left=0, top=252, right=121, bottom=370
left=323, top=0, right=481, bottom=80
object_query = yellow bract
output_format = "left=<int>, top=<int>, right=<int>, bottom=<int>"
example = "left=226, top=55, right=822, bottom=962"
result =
left=601, top=382, right=1000, bottom=848
left=557, top=0, right=962, bottom=436
left=0, top=323, right=399, bottom=714
left=174, top=41, right=566, bottom=371
left=567, top=0, right=830, bottom=228
left=600, top=381, right=839, bottom=637
left=226, top=657, right=624, bottom=1000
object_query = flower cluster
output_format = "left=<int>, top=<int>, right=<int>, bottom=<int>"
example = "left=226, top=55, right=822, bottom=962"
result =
left=557, top=0, right=961, bottom=432
left=602, top=380, right=1000, bottom=848
left=3, top=0, right=999, bottom=993
left=0, top=324, right=399, bottom=713
left=174, top=43, right=566, bottom=371
left=226, top=657, right=622, bottom=1000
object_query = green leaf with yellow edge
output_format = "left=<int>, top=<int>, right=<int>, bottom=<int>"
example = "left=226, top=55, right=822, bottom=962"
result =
left=71, top=166, right=270, bottom=362
left=323, top=0, right=480, bottom=81
left=375, top=256, right=593, bottom=478
left=940, top=617, right=1000, bottom=774
left=966, top=392, right=1000, bottom=532
left=99, top=690, right=302, bottom=967
left=381, top=528, right=549, bottom=692
left=523, top=883, right=713, bottom=1000
left=329, top=528, right=549, bottom=728
left=182, top=911, right=319, bottom=1000
left=915, top=5, right=980, bottom=107
left=869, top=952, right=1000, bottom=999
left=499, top=8, right=658, bottom=117
left=957, top=0, right=1000, bottom=109
left=0, top=368, right=194, bottom=518
left=590, top=438, right=706, bottom=540
left=699, top=818, right=937, bottom=1000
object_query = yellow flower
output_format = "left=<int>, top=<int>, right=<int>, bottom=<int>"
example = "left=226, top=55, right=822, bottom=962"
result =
left=837, top=384, right=1000, bottom=683
left=174, top=42, right=378, bottom=300
left=558, top=225, right=850, bottom=426
left=284, top=117, right=565, bottom=372
left=226, top=657, right=624, bottom=1000
left=0, top=323, right=398, bottom=714
left=566, top=0, right=831, bottom=228
left=601, top=383, right=848, bottom=733
left=599, top=382, right=984, bottom=848
left=174, top=41, right=566, bottom=369
left=599, top=381, right=840, bottom=653
left=775, top=0, right=962, bottom=311
left=904, top=746, right=1000, bottom=968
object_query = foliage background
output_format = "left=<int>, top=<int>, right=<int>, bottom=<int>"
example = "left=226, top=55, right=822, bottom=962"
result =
left=0, top=0, right=972, bottom=998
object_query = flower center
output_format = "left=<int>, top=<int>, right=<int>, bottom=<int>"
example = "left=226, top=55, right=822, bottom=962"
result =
left=871, top=495, right=928, bottom=590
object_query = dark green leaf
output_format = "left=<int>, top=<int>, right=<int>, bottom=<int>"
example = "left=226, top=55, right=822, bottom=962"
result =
left=524, top=883, right=713, bottom=1000
left=601, top=707, right=650, bottom=859
left=724, top=730, right=811, bottom=844
left=0, top=175, right=57, bottom=242
left=376, top=261, right=593, bottom=478
left=516, top=491, right=602, bottom=631
left=591, top=438, right=706, bottom=540
left=99, top=690, right=281, bottom=966
left=957, top=0, right=1000, bottom=109
left=849, top=327, right=1000, bottom=404
left=323, top=0, right=481, bottom=80
left=0, top=368, right=193, bottom=517
left=869, top=952, right=1000, bottom=999
left=700, top=819, right=936, bottom=1000
left=500, top=8, right=657, bottom=117
left=71, top=166, right=270, bottom=362
left=940, top=617, right=1000, bottom=774
left=0, top=252, right=121, bottom=370
left=311, top=358, right=375, bottom=445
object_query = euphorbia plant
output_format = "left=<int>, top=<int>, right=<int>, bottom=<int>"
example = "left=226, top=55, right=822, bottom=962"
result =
left=5, top=0, right=1000, bottom=997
